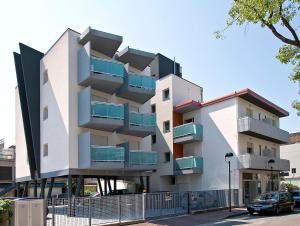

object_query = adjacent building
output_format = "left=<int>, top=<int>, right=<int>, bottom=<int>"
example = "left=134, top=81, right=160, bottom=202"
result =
left=280, top=133, right=300, bottom=187
left=13, top=27, right=290, bottom=204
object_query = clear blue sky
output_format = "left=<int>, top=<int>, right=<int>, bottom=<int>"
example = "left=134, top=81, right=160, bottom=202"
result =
left=0, top=0, right=298, bottom=146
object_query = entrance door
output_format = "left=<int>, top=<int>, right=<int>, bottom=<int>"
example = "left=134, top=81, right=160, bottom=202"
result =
left=243, top=180, right=261, bottom=204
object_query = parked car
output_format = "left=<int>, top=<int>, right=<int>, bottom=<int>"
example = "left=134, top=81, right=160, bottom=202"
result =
left=247, top=191, right=294, bottom=215
left=292, top=190, right=300, bottom=206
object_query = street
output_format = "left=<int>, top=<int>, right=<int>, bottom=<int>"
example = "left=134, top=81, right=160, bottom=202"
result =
left=135, top=208, right=300, bottom=226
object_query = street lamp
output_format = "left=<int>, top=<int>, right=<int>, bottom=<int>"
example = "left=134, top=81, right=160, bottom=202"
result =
left=268, top=159, right=275, bottom=191
left=225, top=152, right=234, bottom=212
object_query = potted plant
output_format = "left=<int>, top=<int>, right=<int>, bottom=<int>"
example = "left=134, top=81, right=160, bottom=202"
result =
left=0, top=199, right=13, bottom=226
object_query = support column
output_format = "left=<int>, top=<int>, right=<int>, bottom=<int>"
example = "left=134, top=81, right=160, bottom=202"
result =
left=146, top=176, right=150, bottom=193
left=104, top=177, right=107, bottom=195
left=33, top=180, right=38, bottom=198
left=75, top=175, right=83, bottom=197
left=97, top=178, right=103, bottom=196
left=40, top=178, right=47, bottom=199
left=113, top=177, right=117, bottom=193
left=139, top=176, right=144, bottom=193
left=16, top=182, right=21, bottom=197
left=47, top=177, right=54, bottom=199
left=22, top=181, right=29, bottom=197
left=67, top=175, right=72, bottom=198
left=107, top=177, right=112, bottom=194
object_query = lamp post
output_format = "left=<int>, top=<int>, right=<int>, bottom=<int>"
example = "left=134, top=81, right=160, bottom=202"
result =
left=225, top=152, right=234, bottom=212
left=268, top=159, right=275, bottom=191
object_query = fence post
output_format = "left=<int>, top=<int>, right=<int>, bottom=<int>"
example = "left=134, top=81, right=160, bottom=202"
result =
left=88, top=197, right=92, bottom=226
left=142, top=193, right=146, bottom=220
left=52, top=198, right=55, bottom=226
left=118, top=196, right=121, bottom=223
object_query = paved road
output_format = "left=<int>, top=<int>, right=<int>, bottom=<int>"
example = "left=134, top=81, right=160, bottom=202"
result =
left=136, top=208, right=300, bottom=226
left=200, top=208, right=300, bottom=226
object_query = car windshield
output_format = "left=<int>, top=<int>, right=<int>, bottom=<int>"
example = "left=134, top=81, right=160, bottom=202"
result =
left=256, top=193, right=278, bottom=201
left=293, top=192, right=300, bottom=196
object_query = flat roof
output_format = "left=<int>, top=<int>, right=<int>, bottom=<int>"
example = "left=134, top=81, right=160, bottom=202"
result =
left=116, top=46, right=156, bottom=71
left=174, top=88, right=289, bottom=117
left=79, top=27, right=123, bottom=57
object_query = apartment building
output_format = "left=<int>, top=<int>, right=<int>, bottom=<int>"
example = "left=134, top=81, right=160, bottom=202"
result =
left=14, top=27, right=184, bottom=197
left=13, top=27, right=290, bottom=204
left=149, top=85, right=290, bottom=204
left=0, top=139, right=15, bottom=196
left=281, top=133, right=300, bottom=187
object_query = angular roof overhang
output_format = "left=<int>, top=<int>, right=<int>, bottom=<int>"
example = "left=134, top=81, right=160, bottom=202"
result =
left=116, top=47, right=156, bottom=71
left=79, top=27, right=123, bottom=57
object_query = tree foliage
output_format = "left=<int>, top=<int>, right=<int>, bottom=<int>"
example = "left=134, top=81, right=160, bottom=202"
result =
left=216, top=0, right=300, bottom=115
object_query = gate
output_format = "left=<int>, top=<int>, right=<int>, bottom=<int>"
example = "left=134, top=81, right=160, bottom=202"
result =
left=145, top=192, right=189, bottom=218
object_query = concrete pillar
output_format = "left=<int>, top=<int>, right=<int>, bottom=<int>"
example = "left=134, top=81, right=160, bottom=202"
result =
left=47, top=177, right=55, bottom=199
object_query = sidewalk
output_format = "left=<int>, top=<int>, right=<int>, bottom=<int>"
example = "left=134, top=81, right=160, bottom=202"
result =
left=133, top=208, right=248, bottom=226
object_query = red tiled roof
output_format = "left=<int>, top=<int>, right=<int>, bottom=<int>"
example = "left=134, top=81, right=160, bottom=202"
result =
left=174, top=89, right=289, bottom=117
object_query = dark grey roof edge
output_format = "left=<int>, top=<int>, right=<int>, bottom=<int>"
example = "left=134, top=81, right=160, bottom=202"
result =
left=117, top=46, right=156, bottom=59
left=79, top=26, right=123, bottom=43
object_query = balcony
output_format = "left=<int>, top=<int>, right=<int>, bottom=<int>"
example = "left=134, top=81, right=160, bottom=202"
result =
left=173, top=123, right=203, bottom=144
left=118, top=104, right=156, bottom=138
left=78, top=87, right=124, bottom=132
left=78, top=43, right=125, bottom=94
left=238, top=117, right=289, bottom=144
left=116, top=74, right=156, bottom=104
left=127, top=151, right=158, bottom=171
left=238, top=154, right=290, bottom=171
left=174, top=156, right=203, bottom=175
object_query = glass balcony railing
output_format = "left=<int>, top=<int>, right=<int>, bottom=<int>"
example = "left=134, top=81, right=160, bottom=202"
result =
left=91, top=146, right=125, bottom=162
left=0, top=153, right=14, bottom=160
left=91, top=101, right=124, bottom=119
left=128, top=74, right=156, bottom=90
left=129, top=112, right=156, bottom=127
left=129, top=151, right=157, bottom=165
left=173, top=123, right=203, bottom=139
left=90, top=57, right=126, bottom=77
left=175, top=156, right=203, bottom=170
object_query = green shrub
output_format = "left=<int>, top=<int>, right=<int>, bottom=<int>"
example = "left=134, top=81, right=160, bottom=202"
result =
left=0, top=200, right=13, bottom=223
left=280, top=182, right=299, bottom=196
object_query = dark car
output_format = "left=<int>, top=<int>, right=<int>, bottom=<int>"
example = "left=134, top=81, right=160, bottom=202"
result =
left=292, top=190, right=300, bottom=206
left=247, top=191, right=294, bottom=215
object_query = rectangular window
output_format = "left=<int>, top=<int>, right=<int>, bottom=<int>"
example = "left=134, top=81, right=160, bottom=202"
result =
left=165, top=152, right=171, bottom=162
left=271, top=147, right=277, bottom=157
left=184, top=118, right=194, bottom=124
left=259, top=145, right=262, bottom=156
left=163, top=121, right=170, bottom=133
left=258, top=113, right=261, bottom=120
left=163, top=88, right=170, bottom=101
left=43, top=106, right=48, bottom=120
left=151, top=134, right=156, bottom=144
left=43, top=70, right=48, bottom=84
left=247, top=142, right=253, bottom=154
left=151, top=104, right=156, bottom=113
left=43, top=144, right=48, bottom=157
left=246, top=108, right=253, bottom=118
left=272, top=119, right=276, bottom=127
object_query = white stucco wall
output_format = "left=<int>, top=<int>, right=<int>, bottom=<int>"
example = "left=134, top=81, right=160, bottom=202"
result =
left=15, top=88, right=31, bottom=180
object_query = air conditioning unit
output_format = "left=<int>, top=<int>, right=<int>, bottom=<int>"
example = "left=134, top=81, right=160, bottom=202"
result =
left=14, top=199, right=46, bottom=226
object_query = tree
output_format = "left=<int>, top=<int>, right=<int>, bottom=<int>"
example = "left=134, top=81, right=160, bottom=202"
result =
left=215, top=0, right=300, bottom=115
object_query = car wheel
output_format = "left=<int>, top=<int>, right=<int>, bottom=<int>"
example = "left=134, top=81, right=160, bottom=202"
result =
left=290, top=205, right=294, bottom=212
left=248, top=210, right=254, bottom=215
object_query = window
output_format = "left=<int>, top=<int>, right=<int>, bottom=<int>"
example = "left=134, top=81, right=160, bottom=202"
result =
left=258, top=113, right=261, bottom=120
left=163, top=121, right=170, bottom=133
left=271, top=147, right=277, bottom=157
left=151, top=104, right=156, bottom=113
left=184, top=118, right=194, bottom=124
left=43, top=144, right=48, bottom=157
left=272, top=119, right=276, bottom=127
left=43, top=70, right=48, bottom=84
left=247, top=142, right=253, bottom=154
left=259, top=145, right=262, bottom=156
left=246, top=108, right=253, bottom=118
left=164, top=152, right=171, bottom=162
left=43, top=106, right=48, bottom=120
left=151, top=134, right=156, bottom=144
left=163, top=88, right=170, bottom=101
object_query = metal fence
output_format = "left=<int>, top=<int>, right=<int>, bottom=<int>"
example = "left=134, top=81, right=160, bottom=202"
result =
left=46, top=189, right=239, bottom=226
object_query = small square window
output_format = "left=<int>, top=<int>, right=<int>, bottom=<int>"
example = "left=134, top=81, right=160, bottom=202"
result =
left=43, top=70, right=48, bottom=84
left=43, top=144, right=48, bottom=157
left=184, top=118, right=194, bottom=124
left=151, top=135, right=156, bottom=144
left=163, top=88, right=170, bottom=101
left=43, top=106, right=48, bottom=120
left=151, top=104, right=156, bottom=113
left=163, top=121, right=170, bottom=133
left=165, top=152, right=170, bottom=162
